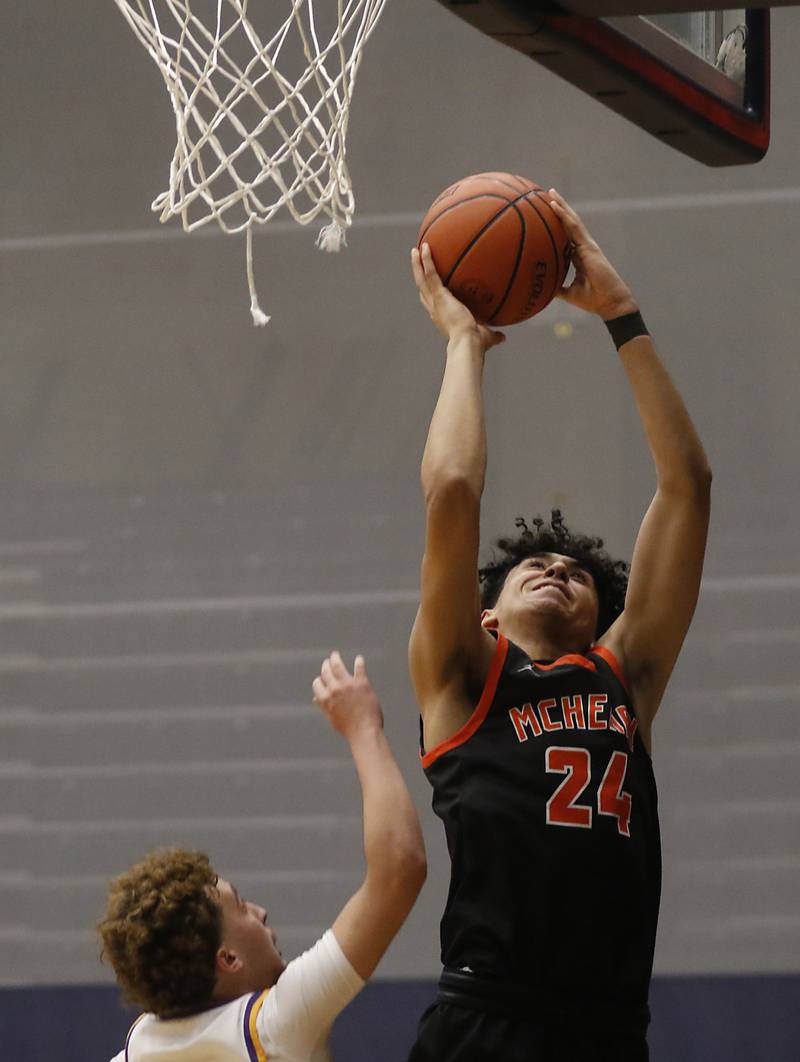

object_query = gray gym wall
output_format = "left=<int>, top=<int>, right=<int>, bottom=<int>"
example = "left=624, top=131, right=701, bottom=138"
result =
left=1, top=0, right=798, bottom=996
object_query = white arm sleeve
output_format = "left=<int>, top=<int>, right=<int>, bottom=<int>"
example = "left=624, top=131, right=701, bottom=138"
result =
left=257, top=929, right=364, bottom=1056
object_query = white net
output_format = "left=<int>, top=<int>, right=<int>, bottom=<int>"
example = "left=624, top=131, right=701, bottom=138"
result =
left=113, top=0, right=389, bottom=323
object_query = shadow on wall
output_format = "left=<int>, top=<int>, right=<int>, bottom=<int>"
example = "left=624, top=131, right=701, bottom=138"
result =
left=0, top=976, right=799, bottom=1061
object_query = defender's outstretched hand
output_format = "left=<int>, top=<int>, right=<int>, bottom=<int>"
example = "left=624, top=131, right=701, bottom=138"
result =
left=548, top=189, right=639, bottom=321
left=411, top=243, right=505, bottom=351
left=313, top=652, right=384, bottom=738
left=313, top=651, right=426, bottom=982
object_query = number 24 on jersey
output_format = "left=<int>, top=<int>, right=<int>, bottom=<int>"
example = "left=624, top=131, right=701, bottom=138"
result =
left=545, top=747, right=632, bottom=837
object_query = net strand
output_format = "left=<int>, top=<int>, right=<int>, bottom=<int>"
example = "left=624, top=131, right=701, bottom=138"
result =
left=113, top=0, right=388, bottom=323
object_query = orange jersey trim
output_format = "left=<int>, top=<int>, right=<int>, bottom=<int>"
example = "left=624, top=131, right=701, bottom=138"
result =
left=245, top=988, right=270, bottom=1062
left=532, top=653, right=598, bottom=674
left=420, top=634, right=509, bottom=769
left=590, top=644, right=631, bottom=697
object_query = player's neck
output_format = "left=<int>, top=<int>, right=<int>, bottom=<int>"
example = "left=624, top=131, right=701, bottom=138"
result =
left=502, top=624, right=590, bottom=664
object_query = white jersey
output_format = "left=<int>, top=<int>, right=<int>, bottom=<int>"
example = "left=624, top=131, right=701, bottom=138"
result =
left=110, top=929, right=364, bottom=1062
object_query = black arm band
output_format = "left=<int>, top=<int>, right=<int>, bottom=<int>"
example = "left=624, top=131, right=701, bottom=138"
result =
left=605, top=310, right=649, bottom=350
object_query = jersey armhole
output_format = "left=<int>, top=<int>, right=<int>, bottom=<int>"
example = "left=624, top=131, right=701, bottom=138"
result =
left=420, top=633, right=508, bottom=769
left=590, top=644, right=631, bottom=698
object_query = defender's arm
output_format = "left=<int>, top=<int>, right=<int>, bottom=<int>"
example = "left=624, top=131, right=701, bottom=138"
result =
left=312, top=654, right=426, bottom=981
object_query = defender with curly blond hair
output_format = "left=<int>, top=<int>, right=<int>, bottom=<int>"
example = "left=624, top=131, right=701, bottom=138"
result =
left=99, top=848, right=221, bottom=1018
left=101, top=654, right=425, bottom=1062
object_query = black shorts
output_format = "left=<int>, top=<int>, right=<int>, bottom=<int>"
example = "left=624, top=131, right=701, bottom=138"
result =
left=407, top=970, right=650, bottom=1062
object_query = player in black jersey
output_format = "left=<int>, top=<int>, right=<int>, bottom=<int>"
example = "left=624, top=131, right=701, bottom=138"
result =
left=407, top=190, right=711, bottom=1062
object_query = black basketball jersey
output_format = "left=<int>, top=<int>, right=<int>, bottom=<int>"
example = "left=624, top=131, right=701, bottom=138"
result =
left=422, top=633, right=661, bottom=1008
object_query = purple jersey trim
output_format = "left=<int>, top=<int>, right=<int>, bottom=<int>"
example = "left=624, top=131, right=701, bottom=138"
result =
left=124, top=1014, right=145, bottom=1062
left=243, top=992, right=261, bottom=1062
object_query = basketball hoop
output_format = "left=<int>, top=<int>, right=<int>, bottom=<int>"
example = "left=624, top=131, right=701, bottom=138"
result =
left=113, top=1, right=389, bottom=324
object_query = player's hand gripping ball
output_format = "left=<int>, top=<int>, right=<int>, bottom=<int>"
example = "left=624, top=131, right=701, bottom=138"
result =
left=417, top=172, right=572, bottom=326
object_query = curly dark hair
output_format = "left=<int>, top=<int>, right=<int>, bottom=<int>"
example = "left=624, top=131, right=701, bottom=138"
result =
left=479, top=510, right=629, bottom=638
left=98, top=848, right=222, bottom=1018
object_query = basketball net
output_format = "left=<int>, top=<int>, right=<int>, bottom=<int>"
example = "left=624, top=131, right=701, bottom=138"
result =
left=113, top=0, right=389, bottom=324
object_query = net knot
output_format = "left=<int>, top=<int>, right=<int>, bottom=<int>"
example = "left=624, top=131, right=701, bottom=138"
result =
left=316, top=220, right=348, bottom=253
left=249, top=296, right=271, bottom=328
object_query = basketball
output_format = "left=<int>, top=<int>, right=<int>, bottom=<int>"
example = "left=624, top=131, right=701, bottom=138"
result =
left=417, top=172, right=572, bottom=326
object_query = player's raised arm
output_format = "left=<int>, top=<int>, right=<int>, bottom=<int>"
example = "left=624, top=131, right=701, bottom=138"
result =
left=409, top=245, right=504, bottom=723
left=549, top=190, right=712, bottom=735
left=312, top=653, right=426, bottom=981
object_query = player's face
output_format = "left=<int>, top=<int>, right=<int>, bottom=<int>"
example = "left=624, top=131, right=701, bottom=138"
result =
left=488, top=552, right=599, bottom=647
left=216, top=879, right=286, bottom=991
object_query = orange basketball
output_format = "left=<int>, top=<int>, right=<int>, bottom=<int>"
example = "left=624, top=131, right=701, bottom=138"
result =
left=417, top=172, right=572, bottom=326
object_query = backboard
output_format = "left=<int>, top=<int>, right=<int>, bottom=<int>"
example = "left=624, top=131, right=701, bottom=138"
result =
left=434, top=4, right=770, bottom=165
